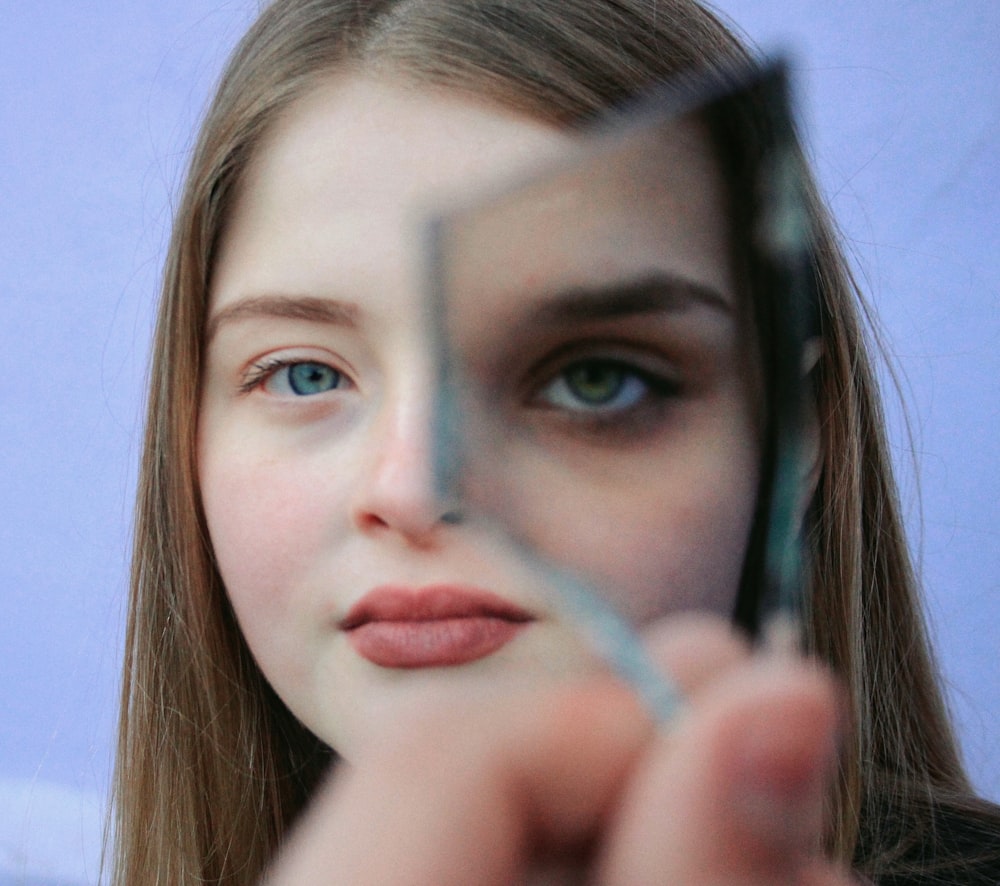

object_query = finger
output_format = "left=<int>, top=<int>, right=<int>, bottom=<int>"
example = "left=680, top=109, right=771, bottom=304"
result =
left=595, top=656, right=845, bottom=885
left=264, top=680, right=650, bottom=886
left=639, top=611, right=751, bottom=698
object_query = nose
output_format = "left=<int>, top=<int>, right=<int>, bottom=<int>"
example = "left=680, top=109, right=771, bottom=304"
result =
left=351, top=388, right=458, bottom=546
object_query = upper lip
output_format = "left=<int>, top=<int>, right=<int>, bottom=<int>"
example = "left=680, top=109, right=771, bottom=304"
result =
left=339, top=584, right=535, bottom=630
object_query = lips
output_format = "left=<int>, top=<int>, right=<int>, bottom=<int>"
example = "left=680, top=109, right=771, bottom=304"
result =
left=340, top=585, right=534, bottom=668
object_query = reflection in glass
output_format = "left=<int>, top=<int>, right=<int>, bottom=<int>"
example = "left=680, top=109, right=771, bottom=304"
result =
left=426, top=62, right=818, bottom=719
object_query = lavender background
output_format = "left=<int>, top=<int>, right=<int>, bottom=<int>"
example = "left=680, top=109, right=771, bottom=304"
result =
left=1, top=2, right=997, bottom=882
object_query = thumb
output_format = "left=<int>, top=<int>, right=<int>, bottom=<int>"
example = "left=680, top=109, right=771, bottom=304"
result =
left=595, top=657, right=844, bottom=885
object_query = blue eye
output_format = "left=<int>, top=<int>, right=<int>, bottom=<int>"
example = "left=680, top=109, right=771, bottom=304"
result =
left=242, top=359, right=348, bottom=397
left=538, top=359, right=653, bottom=413
left=284, top=362, right=342, bottom=395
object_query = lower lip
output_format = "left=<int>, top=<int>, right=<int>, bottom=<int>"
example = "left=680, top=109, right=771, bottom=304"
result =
left=347, top=617, right=528, bottom=668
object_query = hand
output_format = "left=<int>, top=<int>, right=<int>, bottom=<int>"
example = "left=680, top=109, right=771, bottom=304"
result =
left=264, top=615, right=852, bottom=885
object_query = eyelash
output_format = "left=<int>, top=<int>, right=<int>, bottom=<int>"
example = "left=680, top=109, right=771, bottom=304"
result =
left=236, top=350, right=681, bottom=434
left=238, top=357, right=349, bottom=396
left=530, top=353, right=681, bottom=430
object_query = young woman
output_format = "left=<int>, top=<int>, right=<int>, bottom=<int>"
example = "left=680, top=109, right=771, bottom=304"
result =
left=112, top=0, right=1000, bottom=882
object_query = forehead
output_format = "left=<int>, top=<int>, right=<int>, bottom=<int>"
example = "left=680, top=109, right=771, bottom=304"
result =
left=232, top=75, right=569, bottom=237
left=210, top=75, right=570, bottom=312
left=211, top=73, right=734, bottom=316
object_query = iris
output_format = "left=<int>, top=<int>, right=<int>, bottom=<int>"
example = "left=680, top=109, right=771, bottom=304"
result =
left=286, top=362, right=342, bottom=396
left=544, top=359, right=648, bottom=412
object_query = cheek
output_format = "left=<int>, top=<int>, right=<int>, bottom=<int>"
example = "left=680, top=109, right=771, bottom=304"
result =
left=495, top=416, right=759, bottom=624
left=601, top=465, right=758, bottom=622
left=198, top=437, right=345, bottom=643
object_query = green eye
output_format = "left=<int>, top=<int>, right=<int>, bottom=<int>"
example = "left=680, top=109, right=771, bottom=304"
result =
left=564, top=362, right=631, bottom=405
left=539, top=358, right=651, bottom=413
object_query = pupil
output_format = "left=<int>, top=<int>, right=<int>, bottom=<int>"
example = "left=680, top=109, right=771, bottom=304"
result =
left=567, top=363, right=624, bottom=404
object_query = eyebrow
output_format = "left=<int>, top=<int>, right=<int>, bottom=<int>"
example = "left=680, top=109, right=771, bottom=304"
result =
left=205, top=294, right=359, bottom=343
left=204, top=274, right=728, bottom=344
left=526, top=273, right=732, bottom=326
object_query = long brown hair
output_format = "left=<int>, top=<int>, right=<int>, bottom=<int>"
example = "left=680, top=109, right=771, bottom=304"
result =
left=113, top=1, right=990, bottom=882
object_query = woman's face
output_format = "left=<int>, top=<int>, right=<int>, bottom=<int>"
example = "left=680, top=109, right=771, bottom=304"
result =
left=199, top=75, right=761, bottom=757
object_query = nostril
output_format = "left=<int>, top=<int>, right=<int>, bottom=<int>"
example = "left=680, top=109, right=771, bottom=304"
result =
left=351, top=409, right=455, bottom=540
left=352, top=493, right=463, bottom=544
left=355, top=511, right=390, bottom=532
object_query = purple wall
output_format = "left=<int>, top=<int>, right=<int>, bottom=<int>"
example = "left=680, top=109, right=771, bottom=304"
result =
left=0, top=2, right=996, bottom=881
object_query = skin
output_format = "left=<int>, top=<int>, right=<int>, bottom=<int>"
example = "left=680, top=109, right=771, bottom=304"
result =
left=264, top=618, right=852, bottom=885
left=198, top=74, right=762, bottom=759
